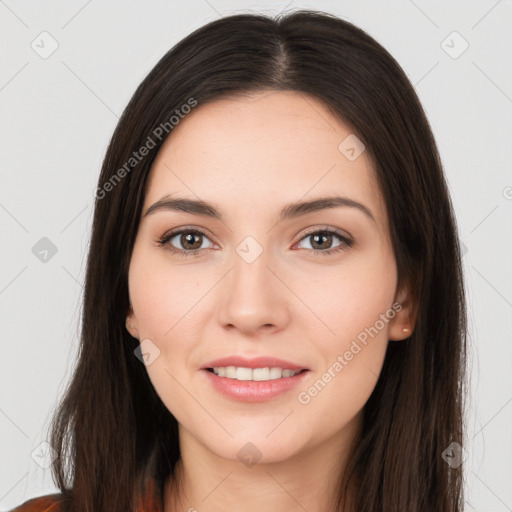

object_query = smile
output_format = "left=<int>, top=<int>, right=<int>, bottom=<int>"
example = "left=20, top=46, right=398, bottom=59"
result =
left=208, top=366, right=307, bottom=381
left=202, top=367, right=310, bottom=402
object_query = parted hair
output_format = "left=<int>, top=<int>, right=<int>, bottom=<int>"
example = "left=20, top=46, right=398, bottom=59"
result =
left=46, top=9, right=467, bottom=512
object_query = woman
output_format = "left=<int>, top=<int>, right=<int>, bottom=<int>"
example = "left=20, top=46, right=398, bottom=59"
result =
left=10, top=9, right=467, bottom=512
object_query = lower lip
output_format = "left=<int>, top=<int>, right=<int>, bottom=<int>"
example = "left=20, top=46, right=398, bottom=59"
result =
left=201, top=369, right=310, bottom=402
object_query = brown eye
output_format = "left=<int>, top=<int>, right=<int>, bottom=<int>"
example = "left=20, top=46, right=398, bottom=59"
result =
left=296, top=229, right=353, bottom=256
left=309, top=232, right=335, bottom=250
left=158, top=229, right=214, bottom=256
left=177, top=232, right=203, bottom=250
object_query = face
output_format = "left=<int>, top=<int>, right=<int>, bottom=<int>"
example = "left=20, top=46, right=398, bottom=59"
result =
left=126, top=90, right=413, bottom=464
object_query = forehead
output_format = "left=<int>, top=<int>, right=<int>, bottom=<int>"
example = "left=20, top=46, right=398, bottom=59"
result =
left=144, top=90, right=388, bottom=232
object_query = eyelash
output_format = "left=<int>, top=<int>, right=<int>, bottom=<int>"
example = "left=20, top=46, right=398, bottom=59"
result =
left=157, top=227, right=353, bottom=258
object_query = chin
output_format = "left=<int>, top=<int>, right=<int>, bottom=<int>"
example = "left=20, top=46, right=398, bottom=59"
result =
left=205, top=430, right=307, bottom=466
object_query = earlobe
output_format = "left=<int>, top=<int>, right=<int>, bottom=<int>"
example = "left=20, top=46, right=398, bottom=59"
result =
left=126, top=318, right=137, bottom=338
left=126, top=307, right=139, bottom=339
left=400, top=326, right=412, bottom=338
left=389, top=319, right=413, bottom=341
left=389, top=285, right=416, bottom=341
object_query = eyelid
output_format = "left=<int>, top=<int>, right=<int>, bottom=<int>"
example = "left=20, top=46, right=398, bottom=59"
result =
left=295, top=224, right=352, bottom=243
left=159, top=225, right=218, bottom=243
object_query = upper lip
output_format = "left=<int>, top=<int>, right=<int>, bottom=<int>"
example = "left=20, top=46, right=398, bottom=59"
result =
left=201, top=356, right=308, bottom=371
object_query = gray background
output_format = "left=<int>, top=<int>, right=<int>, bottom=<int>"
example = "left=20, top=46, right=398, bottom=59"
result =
left=1, top=1, right=511, bottom=510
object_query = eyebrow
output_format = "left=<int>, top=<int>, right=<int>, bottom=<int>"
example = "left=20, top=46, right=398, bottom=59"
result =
left=143, top=195, right=376, bottom=224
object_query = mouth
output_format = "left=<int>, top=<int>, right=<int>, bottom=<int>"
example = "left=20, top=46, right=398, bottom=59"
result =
left=204, top=366, right=309, bottom=381
left=200, top=356, right=311, bottom=402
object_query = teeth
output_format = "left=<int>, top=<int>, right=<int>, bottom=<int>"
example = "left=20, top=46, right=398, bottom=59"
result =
left=212, top=366, right=299, bottom=381
left=236, top=367, right=252, bottom=380
left=269, top=367, right=282, bottom=379
left=253, top=367, right=270, bottom=381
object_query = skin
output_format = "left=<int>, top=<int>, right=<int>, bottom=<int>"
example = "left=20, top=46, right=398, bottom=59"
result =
left=126, top=90, right=415, bottom=512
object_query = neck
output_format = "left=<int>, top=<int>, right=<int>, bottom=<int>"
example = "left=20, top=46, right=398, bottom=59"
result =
left=164, top=415, right=360, bottom=512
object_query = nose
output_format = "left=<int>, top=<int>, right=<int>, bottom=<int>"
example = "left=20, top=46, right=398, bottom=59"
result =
left=217, top=242, right=290, bottom=336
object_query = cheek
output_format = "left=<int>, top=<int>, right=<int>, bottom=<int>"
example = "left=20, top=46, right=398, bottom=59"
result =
left=290, top=249, right=397, bottom=343
left=296, top=346, right=386, bottom=436
left=128, top=248, right=204, bottom=423
left=127, top=245, right=214, bottom=395
left=295, top=305, right=392, bottom=433
left=293, top=247, right=396, bottom=412
left=128, top=247, right=205, bottom=339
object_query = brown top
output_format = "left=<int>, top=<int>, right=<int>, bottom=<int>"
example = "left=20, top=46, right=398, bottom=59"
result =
left=7, top=477, right=163, bottom=512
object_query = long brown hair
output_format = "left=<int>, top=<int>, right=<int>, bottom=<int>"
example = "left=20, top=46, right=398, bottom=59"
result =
left=47, top=9, right=467, bottom=511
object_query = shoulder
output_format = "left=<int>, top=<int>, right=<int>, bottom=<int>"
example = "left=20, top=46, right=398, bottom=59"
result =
left=7, top=477, right=162, bottom=512
left=7, top=493, right=65, bottom=512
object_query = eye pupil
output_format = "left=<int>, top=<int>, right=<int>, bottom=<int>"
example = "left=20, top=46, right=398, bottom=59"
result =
left=311, top=233, right=331, bottom=250
left=182, top=232, right=202, bottom=250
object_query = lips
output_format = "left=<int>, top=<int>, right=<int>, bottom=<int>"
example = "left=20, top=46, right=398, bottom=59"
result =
left=202, top=365, right=309, bottom=402
left=201, top=356, right=308, bottom=372
left=199, top=355, right=310, bottom=401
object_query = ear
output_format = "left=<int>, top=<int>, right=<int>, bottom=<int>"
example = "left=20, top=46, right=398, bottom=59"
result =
left=388, top=281, right=417, bottom=341
left=125, top=304, right=139, bottom=339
